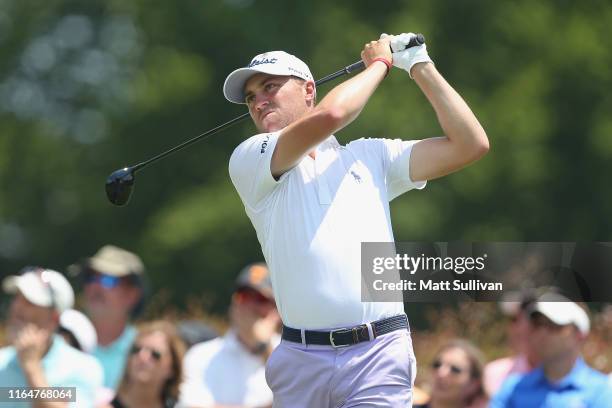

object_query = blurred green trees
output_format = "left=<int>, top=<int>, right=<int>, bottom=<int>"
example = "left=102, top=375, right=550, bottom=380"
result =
left=1, top=0, right=611, bottom=315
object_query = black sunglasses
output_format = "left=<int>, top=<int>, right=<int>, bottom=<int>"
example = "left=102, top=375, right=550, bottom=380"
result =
left=431, top=360, right=465, bottom=375
left=130, top=345, right=162, bottom=361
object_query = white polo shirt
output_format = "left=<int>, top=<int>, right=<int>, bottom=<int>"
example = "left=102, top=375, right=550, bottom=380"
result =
left=179, top=330, right=278, bottom=407
left=229, top=133, right=426, bottom=329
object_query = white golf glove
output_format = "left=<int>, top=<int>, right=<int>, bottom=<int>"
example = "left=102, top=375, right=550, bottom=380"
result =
left=380, top=33, right=433, bottom=78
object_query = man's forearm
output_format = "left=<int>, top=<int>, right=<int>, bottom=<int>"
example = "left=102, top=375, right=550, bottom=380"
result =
left=315, top=61, right=388, bottom=130
left=271, top=61, right=388, bottom=177
left=412, top=63, right=488, bottom=155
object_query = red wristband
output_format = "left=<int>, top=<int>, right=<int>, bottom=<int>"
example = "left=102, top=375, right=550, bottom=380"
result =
left=372, top=57, right=392, bottom=77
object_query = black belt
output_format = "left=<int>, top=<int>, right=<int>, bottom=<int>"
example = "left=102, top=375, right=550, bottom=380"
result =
left=282, top=314, right=409, bottom=348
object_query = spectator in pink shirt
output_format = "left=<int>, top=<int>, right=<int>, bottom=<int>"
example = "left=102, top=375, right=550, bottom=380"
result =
left=483, top=292, right=540, bottom=397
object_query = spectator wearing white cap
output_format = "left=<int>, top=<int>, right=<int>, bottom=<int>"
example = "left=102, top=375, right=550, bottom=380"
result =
left=0, top=267, right=103, bottom=408
left=491, top=294, right=612, bottom=407
left=71, top=245, right=146, bottom=391
left=59, top=309, right=98, bottom=354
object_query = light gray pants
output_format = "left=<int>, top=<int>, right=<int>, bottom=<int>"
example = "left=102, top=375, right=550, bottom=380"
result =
left=265, top=329, right=416, bottom=407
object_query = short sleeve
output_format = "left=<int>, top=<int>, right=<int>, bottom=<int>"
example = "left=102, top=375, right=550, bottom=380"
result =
left=229, top=131, right=282, bottom=210
left=381, top=138, right=426, bottom=201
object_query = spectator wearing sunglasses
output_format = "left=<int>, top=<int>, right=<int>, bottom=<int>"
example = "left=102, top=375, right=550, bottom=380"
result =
left=70, top=245, right=146, bottom=391
left=414, top=339, right=487, bottom=408
left=0, top=267, right=103, bottom=408
left=101, top=320, right=186, bottom=408
left=179, top=263, right=280, bottom=408
left=491, top=294, right=612, bottom=408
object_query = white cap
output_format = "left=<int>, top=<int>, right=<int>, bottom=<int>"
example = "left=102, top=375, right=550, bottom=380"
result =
left=3, top=268, right=74, bottom=313
left=223, top=51, right=314, bottom=104
left=529, top=293, right=590, bottom=335
left=59, top=309, right=98, bottom=353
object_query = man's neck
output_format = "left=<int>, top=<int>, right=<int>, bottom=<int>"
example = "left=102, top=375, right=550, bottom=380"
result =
left=543, top=351, right=580, bottom=382
left=93, top=318, right=129, bottom=346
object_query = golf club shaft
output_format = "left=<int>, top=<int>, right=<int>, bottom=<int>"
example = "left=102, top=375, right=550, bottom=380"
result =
left=130, top=34, right=425, bottom=173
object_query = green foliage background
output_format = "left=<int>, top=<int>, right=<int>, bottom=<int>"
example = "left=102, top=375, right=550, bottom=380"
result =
left=1, top=0, right=611, bottom=319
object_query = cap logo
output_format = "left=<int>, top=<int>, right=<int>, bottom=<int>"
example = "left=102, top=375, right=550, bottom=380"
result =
left=248, top=57, right=278, bottom=68
left=288, top=67, right=309, bottom=79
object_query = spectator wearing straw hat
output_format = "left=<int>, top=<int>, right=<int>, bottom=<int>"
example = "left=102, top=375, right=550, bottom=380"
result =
left=491, top=294, right=612, bottom=408
left=0, top=267, right=103, bottom=407
left=73, top=245, right=146, bottom=391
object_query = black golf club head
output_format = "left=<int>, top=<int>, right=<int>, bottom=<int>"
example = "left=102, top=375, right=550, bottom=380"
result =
left=105, top=167, right=135, bottom=206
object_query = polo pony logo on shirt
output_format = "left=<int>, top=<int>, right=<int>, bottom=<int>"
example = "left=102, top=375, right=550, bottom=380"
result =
left=350, top=171, right=362, bottom=183
left=248, top=57, right=278, bottom=68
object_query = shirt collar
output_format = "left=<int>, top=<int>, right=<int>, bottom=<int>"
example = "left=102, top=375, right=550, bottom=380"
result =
left=96, top=324, right=137, bottom=351
left=223, top=329, right=243, bottom=351
left=532, top=357, right=589, bottom=390
left=555, top=357, right=589, bottom=389
left=42, top=335, right=65, bottom=364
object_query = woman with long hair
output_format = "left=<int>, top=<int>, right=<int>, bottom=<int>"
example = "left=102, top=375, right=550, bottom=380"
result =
left=103, top=320, right=186, bottom=408
left=414, top=339, right=487, bottom=408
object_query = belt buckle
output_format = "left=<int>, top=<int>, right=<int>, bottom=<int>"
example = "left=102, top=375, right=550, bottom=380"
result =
left=329, top=327, right=352, bottom=348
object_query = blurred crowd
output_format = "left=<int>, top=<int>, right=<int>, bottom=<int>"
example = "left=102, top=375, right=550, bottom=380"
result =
left=1, top=245, right=611, bottom=407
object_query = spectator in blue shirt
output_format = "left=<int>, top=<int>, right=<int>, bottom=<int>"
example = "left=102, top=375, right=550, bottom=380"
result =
left=491, top=294, right=612, bottom=407
left=70, top=245, right=146, bottom=392
left=0, top=267, right=103, bottom=408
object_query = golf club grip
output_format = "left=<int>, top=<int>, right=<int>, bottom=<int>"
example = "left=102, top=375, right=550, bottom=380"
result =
left=344, top=33, right=426, bottom=74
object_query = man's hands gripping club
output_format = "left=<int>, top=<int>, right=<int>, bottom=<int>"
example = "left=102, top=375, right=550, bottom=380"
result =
left=360, top=37, right=393, bottom=75
left=380, top=32, right=433, bottom=78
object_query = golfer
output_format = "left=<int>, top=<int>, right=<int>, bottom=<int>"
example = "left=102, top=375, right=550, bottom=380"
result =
left=226, top=33, right=489, bottom=407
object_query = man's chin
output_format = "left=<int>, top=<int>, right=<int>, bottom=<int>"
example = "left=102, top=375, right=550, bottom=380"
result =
left=260, top=117, right=286, bottom=133
left=265, top=125, right=282, bottom=132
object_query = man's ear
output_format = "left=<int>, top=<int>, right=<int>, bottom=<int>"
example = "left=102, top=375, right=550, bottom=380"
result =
left=304, top=80, right=316, bottom=106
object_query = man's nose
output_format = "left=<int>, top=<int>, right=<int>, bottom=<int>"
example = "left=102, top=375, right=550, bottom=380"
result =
left=254, top=93, right=270, bottom=111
